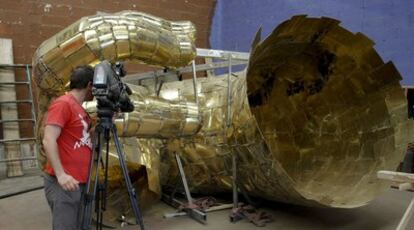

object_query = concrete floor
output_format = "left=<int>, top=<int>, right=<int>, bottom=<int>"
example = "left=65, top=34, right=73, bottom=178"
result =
left=0, top=176, right=413, bottom=229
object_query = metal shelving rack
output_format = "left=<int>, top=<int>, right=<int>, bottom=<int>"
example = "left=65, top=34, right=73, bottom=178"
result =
left=0, top=64, right=37, bottom=165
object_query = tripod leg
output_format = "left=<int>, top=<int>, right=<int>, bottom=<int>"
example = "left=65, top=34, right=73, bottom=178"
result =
left=81, top=127, right=104, bottom=230
left=111, top=126, right=145, bottom=230
left=96, top=128, right=111, bottom=230
left=94, top=130, right=110, bottom=230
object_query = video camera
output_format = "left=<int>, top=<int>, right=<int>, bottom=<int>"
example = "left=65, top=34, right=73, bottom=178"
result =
left=92, top=60, right=134, bottom=118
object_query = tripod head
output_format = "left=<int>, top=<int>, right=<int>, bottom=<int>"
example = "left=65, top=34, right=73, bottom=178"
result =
left=97, top=115, right=114, bottom=130
left=95, top=110, right=117, bottom=142
left=97, top=108, right=115, bottom=119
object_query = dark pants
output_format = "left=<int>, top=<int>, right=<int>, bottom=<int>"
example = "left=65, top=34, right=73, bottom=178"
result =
left=403, top=148, right=414, bottom=173
left=43, top=173, right=85, bottom=230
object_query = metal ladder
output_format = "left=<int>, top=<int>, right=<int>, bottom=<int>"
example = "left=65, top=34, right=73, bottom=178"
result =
left=0, top=64, right=37, bottom=165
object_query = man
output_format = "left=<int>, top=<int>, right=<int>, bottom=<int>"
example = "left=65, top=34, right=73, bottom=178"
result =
left=408, top=88, right=414, bottom=119
left=403, top=88, right=414, bottom=173
left=42, top=65, right=94, bottom=229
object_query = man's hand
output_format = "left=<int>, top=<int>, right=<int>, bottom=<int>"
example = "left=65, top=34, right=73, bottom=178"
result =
left=57, top=173, right=79, bottom=191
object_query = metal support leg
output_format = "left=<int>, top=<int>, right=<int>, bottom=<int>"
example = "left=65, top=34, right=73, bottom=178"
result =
left=230, top=151, right=243, bottom=222
left=175, top=153, right=193, bottom=206
left=232, top=153, right=238, bottom=209
left=397, top=196, right=414, bottom=230
left=377, top=170, right=414, bottom=230
left=162, top=153, right=207, bottom=224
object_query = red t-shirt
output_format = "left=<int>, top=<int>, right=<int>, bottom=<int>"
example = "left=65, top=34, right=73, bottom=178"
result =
left=44, top=93, right=92, bottom=183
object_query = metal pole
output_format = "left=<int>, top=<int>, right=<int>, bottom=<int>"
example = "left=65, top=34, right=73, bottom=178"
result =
left=0, top=64, right=33, bottom=68
left=26, top=65, right=37, bottom=130
left=0, top=100, right=32, bottom=103
left=0, top=137, right=36, bottom=143
left=226, top=54, right=232, bottom=128
left=175, top=153, right=193, bottom=206
left=0, top=157, right=37, bottom=163
left=232, top=151, right=238, bottom=209
left=196, top=48, right=249, bottom=61
left=124, top=59, right=247, bottom=83
left=0, top=119, right=35, bottom=123
left=397, top=196, right=414, bottom=230
left=191, top=60, right=199, bottom=107
left=226, top=54, right=238, bottom=210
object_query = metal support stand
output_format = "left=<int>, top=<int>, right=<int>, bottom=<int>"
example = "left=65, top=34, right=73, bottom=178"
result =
left=162, top=55, right=235, bottom=224
left=378, top=170, right=414, bottom=230
left=162, top=152, right=233, bottom=223
left=162, top=152, right=207, bottom=224
left=223, top=54, right=272, bottom=227
left=227, top=150, right=273, bottom=226
left=225, top=53, right=242, bottom=223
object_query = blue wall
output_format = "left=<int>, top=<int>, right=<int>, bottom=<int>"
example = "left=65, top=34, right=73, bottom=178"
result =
left=210, top=0, right=414, bottom=85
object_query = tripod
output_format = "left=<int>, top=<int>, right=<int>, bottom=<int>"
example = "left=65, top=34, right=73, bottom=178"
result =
left=80, top=114, right=145, bottom=230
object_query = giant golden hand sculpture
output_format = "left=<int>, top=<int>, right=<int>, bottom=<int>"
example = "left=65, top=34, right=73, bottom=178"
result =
left=33, top=11, right=413, bottom=217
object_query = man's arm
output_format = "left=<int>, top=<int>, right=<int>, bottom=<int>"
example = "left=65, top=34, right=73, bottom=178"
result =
left=42, top=124, right=79, bottom=191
